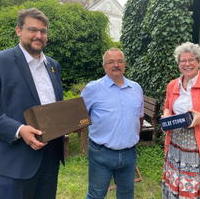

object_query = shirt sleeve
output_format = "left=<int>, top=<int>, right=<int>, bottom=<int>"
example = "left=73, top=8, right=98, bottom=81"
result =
left=81, top=83, right=96, bottom=114
left=15, top=124, right=24, bottom=139
left=140, top=90, right=144, bottom=118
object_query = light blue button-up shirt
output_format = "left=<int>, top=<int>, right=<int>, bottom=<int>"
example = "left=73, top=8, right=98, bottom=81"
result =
left=81, top=75, right=144, bottom=150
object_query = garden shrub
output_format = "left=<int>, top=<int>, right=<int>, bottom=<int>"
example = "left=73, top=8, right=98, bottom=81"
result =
left=64, top=82, right=86, bottom=99
left=121, top=0, right=193, bottom=104
left=0, top=0, right=40, bottom=8
left=0, top=0, right=113, bottom=89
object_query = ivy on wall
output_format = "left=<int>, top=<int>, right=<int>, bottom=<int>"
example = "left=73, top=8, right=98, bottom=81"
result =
left=121, top=0, right=193, bottom=103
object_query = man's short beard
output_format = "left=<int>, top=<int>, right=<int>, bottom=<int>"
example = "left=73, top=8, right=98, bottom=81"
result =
left=22, top=42, right=46, bottom=57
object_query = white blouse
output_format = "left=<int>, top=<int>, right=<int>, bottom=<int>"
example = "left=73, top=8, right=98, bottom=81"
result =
left=173, top=74, right=198, bottom=114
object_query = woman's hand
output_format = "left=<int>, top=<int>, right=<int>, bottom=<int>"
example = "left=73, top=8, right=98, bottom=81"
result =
left=189, top=110, right=200, bottom=128
left=161, top=108, right=170, bottom=118
left=161, top=109, right=171, bottom=133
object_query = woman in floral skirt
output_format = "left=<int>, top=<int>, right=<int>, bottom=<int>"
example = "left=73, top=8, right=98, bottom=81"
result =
left=162, top=42, right=200, bottom=199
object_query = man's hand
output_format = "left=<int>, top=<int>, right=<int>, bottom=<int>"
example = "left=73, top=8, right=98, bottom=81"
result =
left=189, top=110, right=200, bottom=128
left=19, top=125, right=47, bottom=150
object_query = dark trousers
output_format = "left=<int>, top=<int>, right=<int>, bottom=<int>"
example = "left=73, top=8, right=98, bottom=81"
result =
left=0, top=146, right=60, bottom=199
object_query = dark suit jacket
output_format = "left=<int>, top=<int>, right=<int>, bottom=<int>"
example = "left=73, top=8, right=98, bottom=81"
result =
left=0, top=45, right=64, bottom=179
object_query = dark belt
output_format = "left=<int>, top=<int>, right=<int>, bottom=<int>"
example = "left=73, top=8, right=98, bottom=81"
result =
left=89, top=139, right=135, bottom=152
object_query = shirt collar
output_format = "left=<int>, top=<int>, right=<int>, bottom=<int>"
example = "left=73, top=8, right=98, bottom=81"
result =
left=19, top=43, right=47, bottom=65
left=178, top=72, right=199, bottom=90
left=104, top=75, right=132, bottom=88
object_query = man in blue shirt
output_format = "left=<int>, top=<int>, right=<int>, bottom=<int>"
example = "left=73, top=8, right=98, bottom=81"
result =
left=81, top=48, right=144, bottom=199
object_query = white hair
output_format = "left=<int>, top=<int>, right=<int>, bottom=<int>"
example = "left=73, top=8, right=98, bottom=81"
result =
left=174, top=42, right=200, bottom=63
left=102, top=48, right=125, bottom=65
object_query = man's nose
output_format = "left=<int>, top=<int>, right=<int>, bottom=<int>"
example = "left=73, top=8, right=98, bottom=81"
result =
left=113, top=61, right=120, bottom=66
left=35, top=31, right=43, bottom=37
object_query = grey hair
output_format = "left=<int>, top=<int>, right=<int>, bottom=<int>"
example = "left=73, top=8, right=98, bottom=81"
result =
left=102, top=48, right=125, bottom=65
left=17, top=8, right=49, bottom=28
left=174, top=42, right=200, bottom=63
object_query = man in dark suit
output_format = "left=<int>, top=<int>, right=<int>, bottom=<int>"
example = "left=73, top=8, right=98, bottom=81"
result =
left=0, top=8, right=64, bottom=199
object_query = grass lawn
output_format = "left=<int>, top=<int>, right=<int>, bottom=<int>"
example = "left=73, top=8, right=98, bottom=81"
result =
left=56, top=136, right=164, bottom=199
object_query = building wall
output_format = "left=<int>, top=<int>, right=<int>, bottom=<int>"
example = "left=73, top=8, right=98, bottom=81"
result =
left=60, top=0, right=123, bottom=41
left=88, top=0, right=123, bottom=41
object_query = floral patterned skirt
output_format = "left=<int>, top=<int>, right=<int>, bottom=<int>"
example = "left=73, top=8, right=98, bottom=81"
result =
left=162, top=128, right=200, bottom=199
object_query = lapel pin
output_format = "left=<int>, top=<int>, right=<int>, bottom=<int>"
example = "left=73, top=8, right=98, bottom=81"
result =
left=50, top=66, right=56, bottom=73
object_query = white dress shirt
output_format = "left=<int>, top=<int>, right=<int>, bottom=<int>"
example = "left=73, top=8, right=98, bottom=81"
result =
left=19, top=44, right=56, bottom=104
left=16, top=44, right=56, bottom=138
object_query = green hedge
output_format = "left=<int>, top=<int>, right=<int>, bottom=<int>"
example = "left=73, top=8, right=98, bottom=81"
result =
left=0, top=0, right=40, bottom=8
left=0, top=0, right=113, bottom=89
left=121, top=0, right=193, bottom=103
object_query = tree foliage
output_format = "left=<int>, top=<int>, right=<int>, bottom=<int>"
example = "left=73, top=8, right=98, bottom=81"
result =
left=0, top=0, right=113, bottom=88
left=0, top=0, right=40, bottom=8
left=121, top=0, right=193, bottom=103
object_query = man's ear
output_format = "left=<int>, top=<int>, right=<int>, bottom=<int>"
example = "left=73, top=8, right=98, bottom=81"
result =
left=15, top=26, right=22, bottom=37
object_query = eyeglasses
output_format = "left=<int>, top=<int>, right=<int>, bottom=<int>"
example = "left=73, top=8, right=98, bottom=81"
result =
left=179, top=58, right=198, bottom=64
left=105, top=60, right=125, bottom=65
left=23, top=26, right=48, bottom=34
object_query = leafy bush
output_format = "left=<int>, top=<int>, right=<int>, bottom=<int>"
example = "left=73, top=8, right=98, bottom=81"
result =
left=0, top=0, right=40, bottom=8
left=121, top=0, right=193, bottom=104
left=64, top=82, right=86, bottom=99
left=70, top=82, right=86, bottom=95
left=0, top=0, right=113, bottom=89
